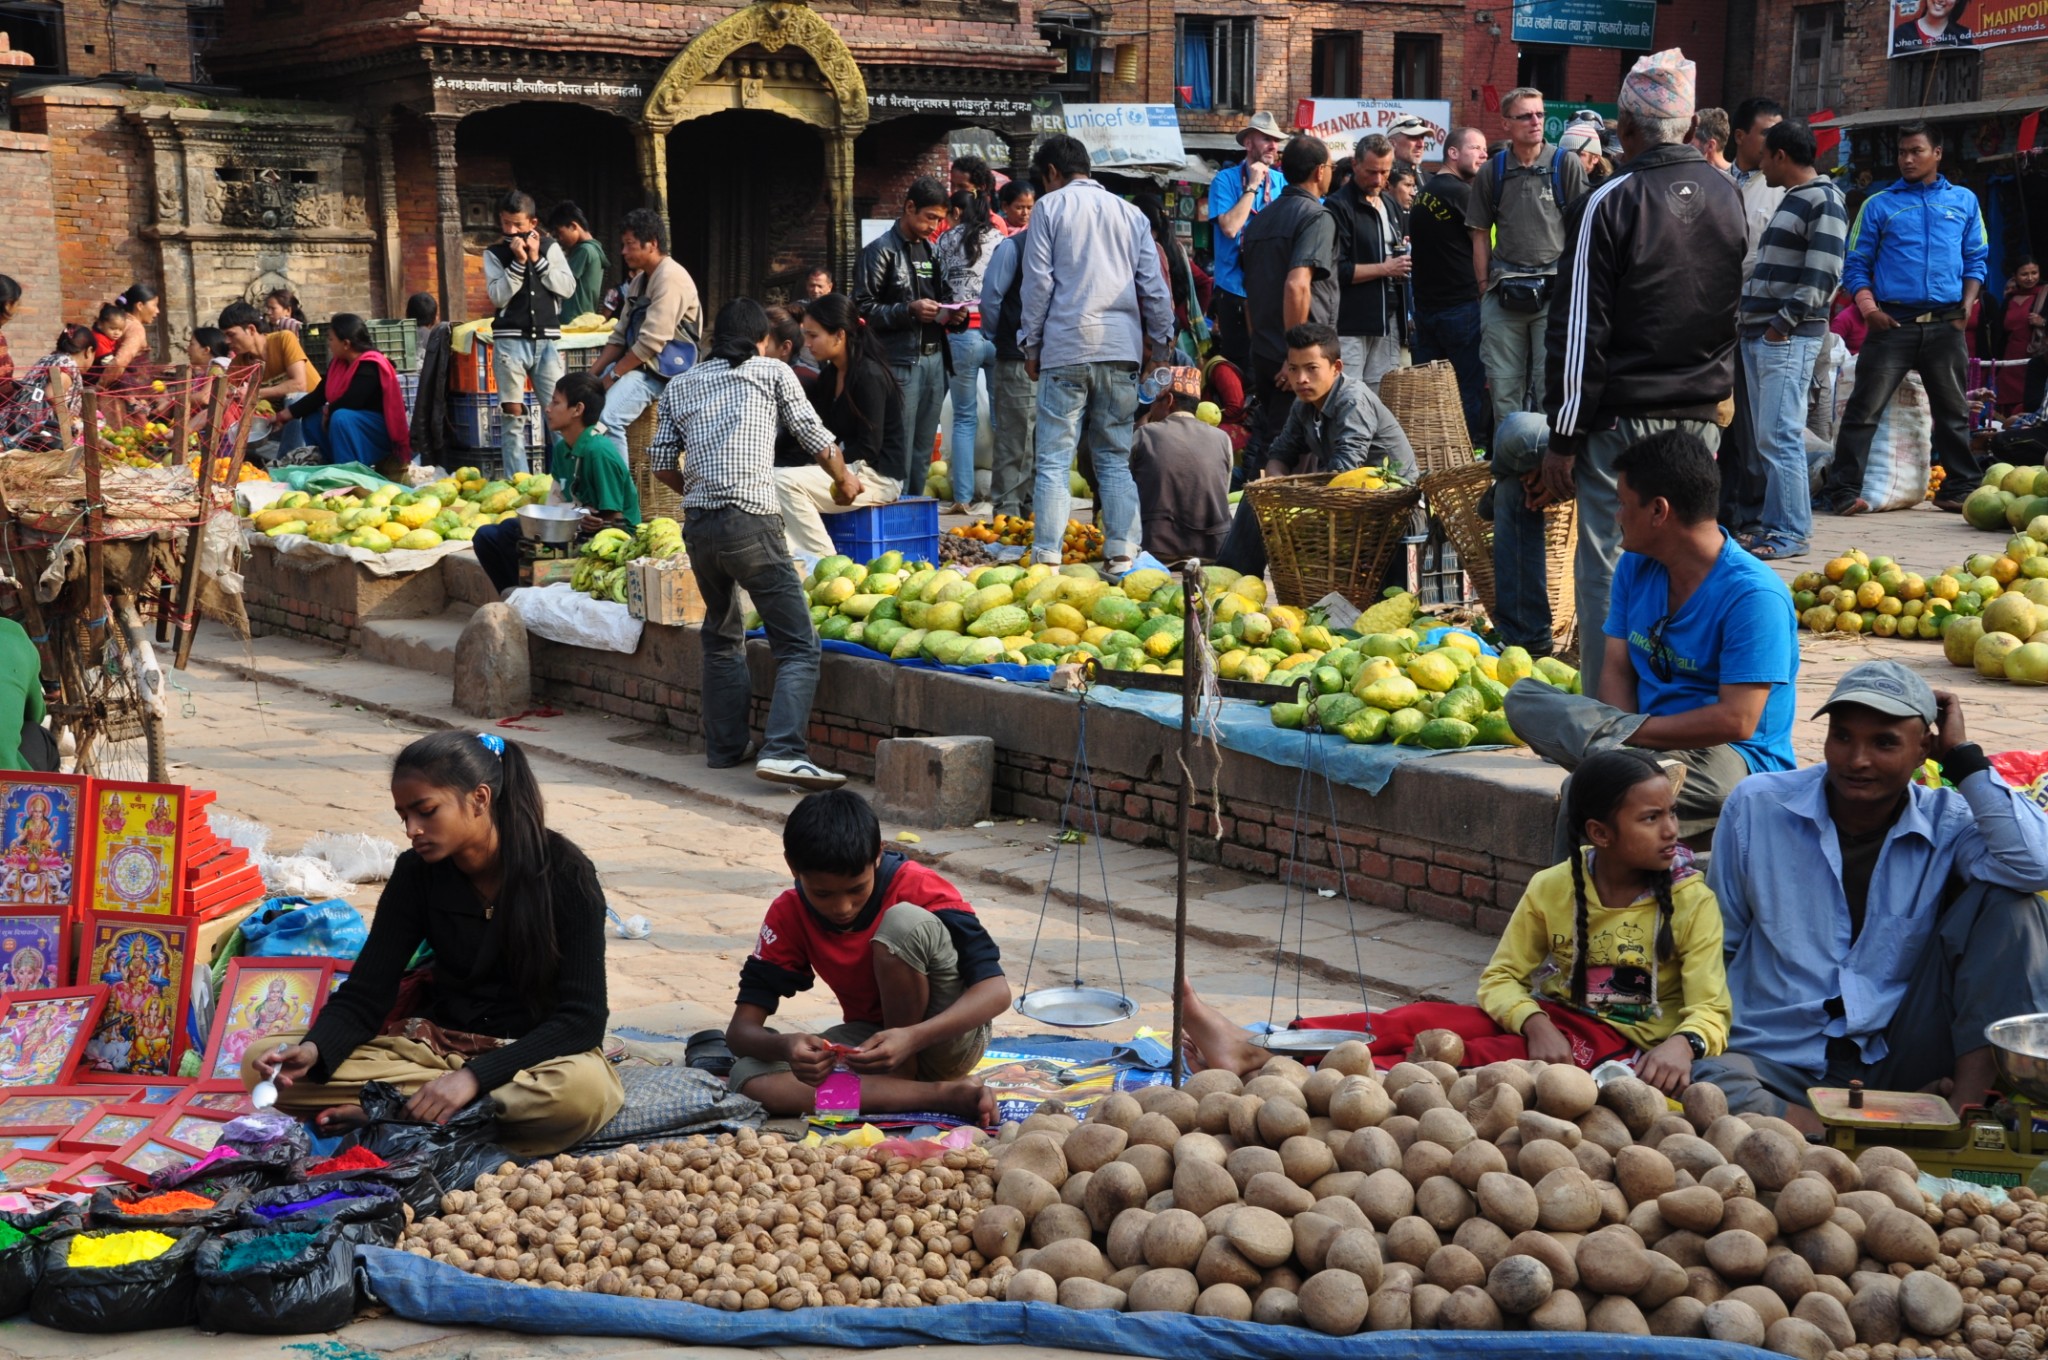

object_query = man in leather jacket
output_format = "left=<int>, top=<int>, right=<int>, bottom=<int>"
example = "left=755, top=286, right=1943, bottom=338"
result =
left=855, top=177, right=960, bottom=489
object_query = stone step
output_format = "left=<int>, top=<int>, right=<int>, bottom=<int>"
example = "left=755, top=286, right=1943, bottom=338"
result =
left=359, top=606, right=475, bottom=678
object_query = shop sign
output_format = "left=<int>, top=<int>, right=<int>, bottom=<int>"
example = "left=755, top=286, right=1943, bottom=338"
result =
left=1888, top=0, right=2048, bottom=55
left=431, top=75, right=645, bottom=104
left=1512, top=0, right=1658, bottom=52
left=1061, top=104, right=1186, bottom=171
left=1294, top=99, right=1454, bottom=160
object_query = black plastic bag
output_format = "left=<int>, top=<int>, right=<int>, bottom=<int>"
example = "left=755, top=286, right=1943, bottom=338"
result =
left=0, top=1206, right=73, bottom=1320
left=30, top=1224, right=205, bottom=1333
left=89, top=1184, right=248, bottom=1233
left=194, top=1222, right=358, bottom=1335
left=148, top=1147, right=283, bottom=1198
left=352, top=1081, right=515, bottom=1216
left=240, top=1179, right=404, bottom=1248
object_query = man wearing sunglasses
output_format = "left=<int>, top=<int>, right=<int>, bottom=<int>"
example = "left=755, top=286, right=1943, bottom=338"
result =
left=1505, top=430, right=1798, bottom=860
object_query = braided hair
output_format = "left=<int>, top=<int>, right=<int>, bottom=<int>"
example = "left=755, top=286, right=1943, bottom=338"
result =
left=1564, top=748, right=1677, bottom=1009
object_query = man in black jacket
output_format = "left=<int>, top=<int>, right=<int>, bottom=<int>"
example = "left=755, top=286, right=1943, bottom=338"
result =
left=1326, top=133, right=1409, bottom=393
left=1240, top=136, right=1338, bottom=466
left=855, top=176, right=957, bottom=489
left=1540, top=47, right=1745, bottom=652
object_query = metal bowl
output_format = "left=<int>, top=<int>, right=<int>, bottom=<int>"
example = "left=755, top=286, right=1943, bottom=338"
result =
left=1015, top=986, right=1138, bottom=1029
left=516, top=503, right=581, bottom=544
left=1253, top=1027, right=1376, bottom=1057
left=1986, top=1013, right=2048, bottom=1105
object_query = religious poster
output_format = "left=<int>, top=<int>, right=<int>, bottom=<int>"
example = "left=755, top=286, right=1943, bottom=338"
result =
left=0, top=986, right=105, bottom=1087
left=57, top=1104, right=157, bottom=1153
left=0, top=909, right=64, bottom=994
left=87, top=782, right=186, bottom=916
left=200, top=957, right=330, bottom=1082
left=0, top=1085, right=139, bottom=1128
left=76, top=911, right=195, bottom=1082
left=0, top=774, right=87, bottom=918
left=155, top=1108, right=231, bottom=1152
left=108, top=1132, right=201, bottom=1184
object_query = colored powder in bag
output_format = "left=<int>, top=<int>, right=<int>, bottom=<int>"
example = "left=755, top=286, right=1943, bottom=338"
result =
left=304, top=1146, right=385, bottom=1176
left=0, top=1222, right=24, bottom=1251
left=68, top=1230, right=177, bottom=1268
left=115, top=1190, right=216, bottom=1216
left=252, top=1190, right=352, bottom=1220
left=218, top=1231, right=316, bottom=1273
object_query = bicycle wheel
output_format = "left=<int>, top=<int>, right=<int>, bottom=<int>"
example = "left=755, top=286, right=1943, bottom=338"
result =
left=51, top=610, right=167, bottom=783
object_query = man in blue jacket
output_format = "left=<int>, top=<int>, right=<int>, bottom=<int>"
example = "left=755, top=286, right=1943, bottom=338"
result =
left=1819, top=122, right=1987, bottom=515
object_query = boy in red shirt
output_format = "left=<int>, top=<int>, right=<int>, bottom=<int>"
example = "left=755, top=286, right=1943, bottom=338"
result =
left=725, top=790, right=1009, bottom=1121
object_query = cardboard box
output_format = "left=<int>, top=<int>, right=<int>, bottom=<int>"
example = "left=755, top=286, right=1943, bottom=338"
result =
left=628, top=556, right=703, bottom=626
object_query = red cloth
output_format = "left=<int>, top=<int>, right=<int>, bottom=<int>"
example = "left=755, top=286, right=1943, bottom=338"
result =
left=1830, top=305, right=1867, bottom=356
left=1999, top=286, right=2044, bottom=412
left=0, top=330, right=15, bottom=406
left=324, top=347, right=413, bottom=462
left=1295, top=999, right=1637, bottom=1071
left=751, top=859, right=979, bottom=1027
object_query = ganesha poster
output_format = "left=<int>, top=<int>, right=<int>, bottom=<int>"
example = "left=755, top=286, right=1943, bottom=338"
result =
left=86, top=782, right=185, bottom=916
left=77, top=911, right=193, bottom=1081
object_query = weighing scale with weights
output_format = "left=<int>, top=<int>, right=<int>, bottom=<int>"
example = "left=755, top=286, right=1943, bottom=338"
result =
left=1805, top=1014, right=2048, bottom=1192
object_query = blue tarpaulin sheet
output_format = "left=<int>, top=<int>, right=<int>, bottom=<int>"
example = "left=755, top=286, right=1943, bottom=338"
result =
left=357, top=1248, right=1768, bottom=1357
left=749, top=631, right=1055, bottom=684
left=1081, top=686, right=1502, bottom=797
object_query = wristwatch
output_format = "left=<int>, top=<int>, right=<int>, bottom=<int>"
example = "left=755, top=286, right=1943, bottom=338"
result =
left=1679, top=1032, right=1707, bottom=1061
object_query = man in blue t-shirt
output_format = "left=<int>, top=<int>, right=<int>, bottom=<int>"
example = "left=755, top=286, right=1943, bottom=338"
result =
left=1505, top=429, right=1798, bottom=860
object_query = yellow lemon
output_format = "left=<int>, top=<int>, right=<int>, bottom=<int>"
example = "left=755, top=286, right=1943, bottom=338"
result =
left=1405, top=651, right=1461, bottom=693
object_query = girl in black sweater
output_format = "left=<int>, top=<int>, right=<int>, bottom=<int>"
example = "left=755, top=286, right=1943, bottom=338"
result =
left=249, top=731, right=621, bottom=1156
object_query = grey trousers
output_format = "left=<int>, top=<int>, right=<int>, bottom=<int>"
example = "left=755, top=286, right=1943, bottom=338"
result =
left=1502, top=679, right=1753, bottom=862
left=989, top=358, right=1038, bottom=517
left=1574, top=417, right=1721, bottom=660
left=1694, top=881, right=2048, bottom=1117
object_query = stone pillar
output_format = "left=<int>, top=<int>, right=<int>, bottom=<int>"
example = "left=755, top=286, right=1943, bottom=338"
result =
left=373, top=115, right=404, bottom=319
left=1004, top=130, right=1037, bottom=178
left=428, top=112, right=465, bottom=325
left=825, top=129, right=857, bottom=291
left=635, top=123, right=671, bottom=244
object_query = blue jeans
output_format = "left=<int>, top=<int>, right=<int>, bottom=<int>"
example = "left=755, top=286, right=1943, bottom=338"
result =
left=1741, top=332, right=1823, bottom=552
left=1411, top=301, right=1488, bottom=450
left=1576, top=417, right=1721, bottom=648
left=947, top=330, right=995, bottom=502
left=1492, top=479, right=1553, bottom=652
left=493, top=336, right=563, bottom=477
left=891, top=350, right=949, bottom=492
left=684, top=506, right=820, bottom=766
left=598, top=367, right=665, bottom=435
left=1032, top=362, right=1139, bottom=564
left=305, top=408, right=392, bottom=467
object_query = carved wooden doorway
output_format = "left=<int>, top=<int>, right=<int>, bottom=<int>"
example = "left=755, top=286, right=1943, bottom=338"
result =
left=666, top=109, right=826, bottom=314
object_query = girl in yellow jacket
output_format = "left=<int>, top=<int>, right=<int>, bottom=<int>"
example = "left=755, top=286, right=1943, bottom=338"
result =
left=1180, top=749, right=1730, bottom=1094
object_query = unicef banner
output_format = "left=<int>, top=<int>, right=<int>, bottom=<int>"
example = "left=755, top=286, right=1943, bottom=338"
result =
left=1061, top=105, right=1187, bottom=172
left=1888, top=0, right=2048, bottom=55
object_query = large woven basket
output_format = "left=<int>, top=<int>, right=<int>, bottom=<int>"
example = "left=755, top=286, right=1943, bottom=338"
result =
left=1421, top=462, right=1579, bottom=650
left=1245, top=472, right=1424, bottom=608
left=1379, top=361, right=1474, bottom=478
left=625, top=407, right=684, bottom=522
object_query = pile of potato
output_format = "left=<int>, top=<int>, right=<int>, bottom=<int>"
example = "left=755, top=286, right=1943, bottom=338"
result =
left=986, top=1038, right=2026, bottom=1358
left=399, top=1130, right=1009, bottom=1309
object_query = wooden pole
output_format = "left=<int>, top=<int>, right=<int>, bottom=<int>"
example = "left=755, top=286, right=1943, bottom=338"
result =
left=78, top=386, right=105, bottom=652
left=173, top=367, right=258, bottom=670
left=159, top=365, right=196, bottom=642
left=1170, top=558, right=1199, bottom=1089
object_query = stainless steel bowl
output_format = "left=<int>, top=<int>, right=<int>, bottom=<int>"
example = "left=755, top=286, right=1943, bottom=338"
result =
left=1985, top=1013, right=2048, bottom=1105
left=516, top=503, right=581, bottom=544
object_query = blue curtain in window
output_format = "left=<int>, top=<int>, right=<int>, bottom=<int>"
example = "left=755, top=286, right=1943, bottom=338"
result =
left=1179, top=29, right=1212, bottom=110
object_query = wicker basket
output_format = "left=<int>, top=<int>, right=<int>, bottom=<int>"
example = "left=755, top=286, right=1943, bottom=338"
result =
left=1421, top=462, right=1580, bottom=649
left=625, top=406, right=684, bottom=522
left=1379, top=361, right=1474, bottom=478
left=1245, top=471, right=1424, bottom=608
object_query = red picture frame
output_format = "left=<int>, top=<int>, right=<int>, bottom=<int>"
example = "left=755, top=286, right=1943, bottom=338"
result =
left=56, top=1102, right=159, bottom=1154
left=0, top=986, right=106, bottom=1087
left=0, top=906, right=66, bottom=994
left=0, top=1148, right=71, bottom=1190
left=0, top=772, right=89, bottom=923
left=105, top=1131, right=205, bottom=1186
left=0, top=1083, right=143, bottom=1128
left=47, top=1152, right=126, bottom=1194
left=84, top=780, right=187, bottom=917
left=151, top=1105, right=233, bottom=1153
left=74, top=910, right=196, bottom=1083
left=199, top=957, right=330, bottom=1084
left=174, top=1082, right=255, bottom=1115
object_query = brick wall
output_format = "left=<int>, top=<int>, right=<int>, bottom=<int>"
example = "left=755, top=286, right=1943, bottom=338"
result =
left=0, top=131, right=63, bottom=350
left=14, top=89, right=154, bottom=334
left=1460, top=0, right=1730, bottom=132
left=53, top=0, right=194, bottom=81
left=1747, top=0, right=2048, bottom=114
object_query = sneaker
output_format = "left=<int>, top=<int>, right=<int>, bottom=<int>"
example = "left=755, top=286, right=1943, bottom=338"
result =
left=968, top=501, right=994, bottom=519
left=1102, top=555, right=1135, bottom=581
left=755, top=757, right=846, bottom=791
left=706, top=742, right=758, bottom=771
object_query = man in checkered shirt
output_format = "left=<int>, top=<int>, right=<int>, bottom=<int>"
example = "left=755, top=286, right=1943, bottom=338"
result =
left=652, top=297, right=862, bottom=791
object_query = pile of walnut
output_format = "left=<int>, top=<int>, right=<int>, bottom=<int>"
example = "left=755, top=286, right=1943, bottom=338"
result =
left=986, top=1034, right=2022, bottom=1358
left=399, top=1130, right=1007, bottom=1308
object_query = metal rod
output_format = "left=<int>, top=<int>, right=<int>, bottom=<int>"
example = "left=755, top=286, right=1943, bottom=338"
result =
left=1170, top=558, right=1199, bottom=1088
left=173, top=367, right=255, bottom=670
left=160, top=365, right=195, bottom=643
left=79, top=385, right=105, bottom=652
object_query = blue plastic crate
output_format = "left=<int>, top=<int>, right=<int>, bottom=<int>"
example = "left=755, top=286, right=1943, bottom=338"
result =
left=824, top=496, right=940, bottom=567
left=450, top=393, right=542, bottom=454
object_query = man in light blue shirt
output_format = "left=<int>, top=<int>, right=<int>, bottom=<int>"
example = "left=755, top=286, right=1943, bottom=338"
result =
left=1018, top=134, right=1173, bottom=576
left=1696, top=660, right=2048, bottom=1129
left=1204, top=112, right=1284, bottom=371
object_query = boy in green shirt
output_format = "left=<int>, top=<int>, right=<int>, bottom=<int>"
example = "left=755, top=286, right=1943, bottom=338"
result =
left=547, top=203, right=609, bottom=321
left=472, top=372, right=641, bottom=592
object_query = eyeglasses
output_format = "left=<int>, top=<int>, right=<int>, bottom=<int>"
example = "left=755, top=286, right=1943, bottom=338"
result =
left=1645, top=614, right=1677, bottom=684
left=1507, top=112, right=1546, bottom=123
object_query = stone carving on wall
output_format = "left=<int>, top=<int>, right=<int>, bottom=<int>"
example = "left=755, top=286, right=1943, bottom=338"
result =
left=205, top=165, right=334, bottom=230
left=643, top=2, right=868, bottom=136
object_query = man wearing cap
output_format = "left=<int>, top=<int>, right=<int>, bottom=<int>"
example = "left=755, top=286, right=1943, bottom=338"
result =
left=1557, top=123, right=1606, bottom=198
left=1695, top=662, right=2048, bottom=1125
left=1130, top=366, right=1233, bottom=565
left=1206, top=112, right=1286, bottom=373
left=1387, top=115, right=1431, bottom=178
left=1542, top=47, right=1746, bottom=652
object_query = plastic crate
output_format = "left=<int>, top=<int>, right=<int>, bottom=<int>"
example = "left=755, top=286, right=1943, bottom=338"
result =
left=1402, top=532, right=1475, bottom=608
left=300, top=321, right=328, bottom=372
left=561, top=344, right=602, bottom=375
left=451, top=393, right=543, bottom=454
left=397, top=370, right=419, bottom=415
left=823, top=497, right=940, bottom=567
left=367, top=318, right=420, bottom=371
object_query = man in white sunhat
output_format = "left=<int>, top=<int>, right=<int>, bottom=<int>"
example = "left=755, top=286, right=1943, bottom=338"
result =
left=1386, top=113, right=1432, bottom=179
left=1206, top=111, right=1285, bottom=371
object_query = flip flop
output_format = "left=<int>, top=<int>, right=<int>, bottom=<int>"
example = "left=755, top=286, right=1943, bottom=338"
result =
left=1750, top=541, right=1809, bottom=561
left=685, top=1029, right=735, bottom=1077
left=1835, top=499, right=1871, bottom=517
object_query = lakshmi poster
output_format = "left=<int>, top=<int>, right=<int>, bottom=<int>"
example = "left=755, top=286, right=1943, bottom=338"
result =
left=0, top=987, right=104, bottom=1087
left=77, top=912, right=193, bottom=1081
left=201, top=958, right=329, bottom=1082
left=0, top=910, right=64, bottom=993
left=87, top=782, right=185, bottom=917
left=0, top=774, right=86, bottom=918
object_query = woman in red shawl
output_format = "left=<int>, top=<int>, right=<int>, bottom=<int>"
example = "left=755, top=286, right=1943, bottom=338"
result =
left=286, top=314, right=412, bottom=469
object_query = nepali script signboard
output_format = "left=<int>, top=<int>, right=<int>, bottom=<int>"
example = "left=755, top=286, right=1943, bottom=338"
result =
left=1887, top=0, right=2048, bottom=56
left=1295, top=100, right=1455, bottom=161
left=1513, top=0, right=1659, bottom=52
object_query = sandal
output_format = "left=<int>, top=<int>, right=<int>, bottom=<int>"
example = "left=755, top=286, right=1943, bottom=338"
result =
left=1835, top=498, right=1871, bottom=517
left=685, top=1029, right=735, bottom=1077
left=1749, top=541, right=1809, bottom=561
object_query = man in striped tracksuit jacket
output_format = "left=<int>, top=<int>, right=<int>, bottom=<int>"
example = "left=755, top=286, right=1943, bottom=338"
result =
left=1736, top=120, right=1848, bottom=560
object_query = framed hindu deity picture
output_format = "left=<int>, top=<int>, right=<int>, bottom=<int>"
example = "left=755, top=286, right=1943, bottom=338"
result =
left=56, top=1102, right=158, bottom=1154
left=0, top=1084, right=140, bottom=1129
left=0, top=908, right=64, bottom=995
left=105, top=1131, right=203, bottom=1186
left=85, top=781, right=186, bottom=916
left=175, top=1083, right=255, bottom=1114
left=47, top=1153, right=126, bottom=1194
left=0, top=986, right=105, bottom=1087
left=199, top=957, right=330, bottom=1083
left=0, top=773, right=87, bottom=920
left=75, top=911, right=194, bottom=1082
left=152, top=1106, right=232, bottom=1152
left=0, top=1150, right=70, bottom=1189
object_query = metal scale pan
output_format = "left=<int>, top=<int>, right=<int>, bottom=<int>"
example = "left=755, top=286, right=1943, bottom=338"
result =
left=1253, top=1028, right=1375, bottom=1056
left=1016, top=984, right=1140, bottom=1029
